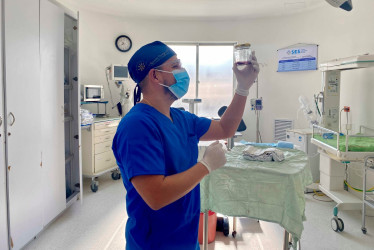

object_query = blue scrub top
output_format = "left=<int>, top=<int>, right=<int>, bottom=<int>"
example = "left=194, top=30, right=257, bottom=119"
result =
left=112, top=104, right=211, bottom=250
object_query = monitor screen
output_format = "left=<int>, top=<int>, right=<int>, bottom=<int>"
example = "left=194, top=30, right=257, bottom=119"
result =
left=86, top=88, right=101, bottom=98
left=114, top=65, right=128, bottom=78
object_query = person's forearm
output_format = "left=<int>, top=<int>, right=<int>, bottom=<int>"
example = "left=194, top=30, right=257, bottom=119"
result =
left=133, top=162, right=209, bottom=210
left=219, top=93, right=247, bottom=138
left=159, top=163, right=209, bottom=208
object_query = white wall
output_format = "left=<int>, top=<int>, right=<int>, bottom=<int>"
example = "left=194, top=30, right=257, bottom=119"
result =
left=78, top=0, right=373, bottom=139
left=77, top=0, right=374, bottom=194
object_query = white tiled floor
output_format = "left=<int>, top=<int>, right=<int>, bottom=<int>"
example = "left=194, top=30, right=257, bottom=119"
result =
left=24, top=174, right=374, bottom=250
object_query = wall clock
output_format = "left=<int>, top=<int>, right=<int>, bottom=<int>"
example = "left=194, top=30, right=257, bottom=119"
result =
left=115, top=35, right=132, bottom=52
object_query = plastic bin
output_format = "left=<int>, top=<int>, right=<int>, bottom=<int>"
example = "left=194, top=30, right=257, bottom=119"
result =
left=198, top=210, right=217, bottom=244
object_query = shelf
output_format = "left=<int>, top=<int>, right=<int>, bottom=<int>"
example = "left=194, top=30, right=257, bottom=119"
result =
left=81, top=101, right=108, bottom=104
left=320, top=54, right=374, bottom=71
left=65, top=154, right=74, bottom=164
left=319, top=185, right=362, bottom=211
left=66, top=191, right=80, bottom=207
left=80, top=124, right=92, bottom=131
left=365, top=192, right=374, bottom=200
left=64, top=116, right=73, bottom=122
left=364, top=199, right=374, bottom=209
left=80, top=101, right=108, bottom=117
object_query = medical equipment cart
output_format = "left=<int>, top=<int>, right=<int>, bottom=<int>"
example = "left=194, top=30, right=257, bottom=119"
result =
left=362, top=157, right=374, bottom=234
left=81, top=117, right=121, bottom=192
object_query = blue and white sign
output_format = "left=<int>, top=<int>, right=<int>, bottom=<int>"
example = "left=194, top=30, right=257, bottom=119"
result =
left=277, top=44, right=318, bottom=72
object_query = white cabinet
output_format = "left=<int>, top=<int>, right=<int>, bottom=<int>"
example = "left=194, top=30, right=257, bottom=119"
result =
left=1, top=1, right=79, bottom=249
left=5, top=0, right=43, bottom=248
left=0, top=2, right=9, bottom=248
left=82, top=118, right=119, bottom=174
left=40, top=0, right=66, bottom=227
left=82, top=118, right=120, bottom=191
left=0, top=103, right=7, bottom=248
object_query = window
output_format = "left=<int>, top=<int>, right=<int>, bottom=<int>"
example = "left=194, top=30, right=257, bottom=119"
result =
left=168, top=43, right=234, bottom=118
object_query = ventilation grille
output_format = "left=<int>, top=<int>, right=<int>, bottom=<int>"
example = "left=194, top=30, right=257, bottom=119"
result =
left=274, top=119, right=293, bottom=142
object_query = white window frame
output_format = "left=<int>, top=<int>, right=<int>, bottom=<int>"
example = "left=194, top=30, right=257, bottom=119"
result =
left=164, top=41, right=237, bottom=115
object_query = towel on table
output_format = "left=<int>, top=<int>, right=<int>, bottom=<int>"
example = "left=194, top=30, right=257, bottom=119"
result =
left=242, top=145, right=285, bottom=162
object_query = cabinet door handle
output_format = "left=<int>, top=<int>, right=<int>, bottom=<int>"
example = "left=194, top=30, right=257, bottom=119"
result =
left=0, top=116, right=2, bottom=127
left=8, top=112, right=15, bottom=126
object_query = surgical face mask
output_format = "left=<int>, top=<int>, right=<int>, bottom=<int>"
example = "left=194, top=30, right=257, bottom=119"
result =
left=155, top=68, right=190, bottom=99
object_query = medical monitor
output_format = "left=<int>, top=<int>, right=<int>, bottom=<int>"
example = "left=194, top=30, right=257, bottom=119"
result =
left=109, top=64, right=129, bottom=81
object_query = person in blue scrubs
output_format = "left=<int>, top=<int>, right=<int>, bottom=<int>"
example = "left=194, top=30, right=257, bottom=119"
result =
left=112, top=41, right=259, bottom=249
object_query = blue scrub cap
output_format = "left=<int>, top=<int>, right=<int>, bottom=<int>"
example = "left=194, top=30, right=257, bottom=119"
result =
left=128, top=41, right=176, bottom=84
left=128, top=41, right=176, bottom=105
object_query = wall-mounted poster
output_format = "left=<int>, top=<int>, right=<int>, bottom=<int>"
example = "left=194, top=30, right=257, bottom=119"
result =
left=277, top=44, right=318, bottom=72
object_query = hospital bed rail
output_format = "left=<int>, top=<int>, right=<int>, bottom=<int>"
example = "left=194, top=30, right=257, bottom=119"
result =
left=311, top=124, right=374, bottom=162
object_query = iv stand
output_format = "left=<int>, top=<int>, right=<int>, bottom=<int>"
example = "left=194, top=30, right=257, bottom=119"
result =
left=255, top=77, right=260, bottom=143
left=254, top=63, right=267, bottom=143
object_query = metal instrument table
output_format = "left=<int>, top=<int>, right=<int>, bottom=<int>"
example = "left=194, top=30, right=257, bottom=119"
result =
left=199, top=145, right=312, bottom=250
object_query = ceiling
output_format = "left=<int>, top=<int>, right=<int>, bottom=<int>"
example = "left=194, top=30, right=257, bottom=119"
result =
left=58, top=0, right=326, bottom=21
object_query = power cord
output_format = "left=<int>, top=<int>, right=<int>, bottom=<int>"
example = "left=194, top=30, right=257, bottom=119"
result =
left=105, top=68, right=116, bottom=109
left=307, top=182, right=333, bottom=202
left=344, top=180, right=374, bottom=192
left=311, top=190, right=333, bottom=202
left=344, top=162, right=374, bottom=192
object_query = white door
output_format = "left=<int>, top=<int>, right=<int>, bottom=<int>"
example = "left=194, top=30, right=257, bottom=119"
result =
left=0, top=0, right=9, bottom=248
left=40, top=0, right=66, bottom=226
left=5, top=0, right=43, bottom=249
